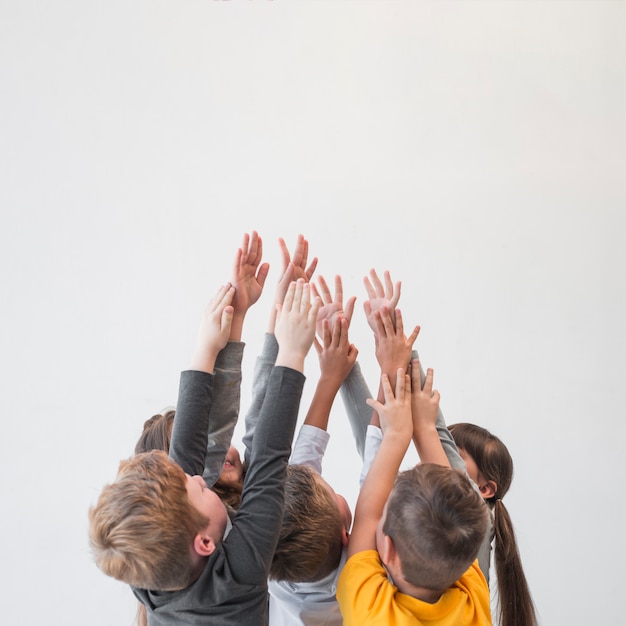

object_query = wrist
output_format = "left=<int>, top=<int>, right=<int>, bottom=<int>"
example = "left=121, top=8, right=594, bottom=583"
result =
left=275, top=349, right=306, bottom=373
left=385, top=423, right=413, bottom=441
left=412, top=422, right=439, bottom=440
left=317, top=373, right=343, bottom=392
left=189, top=345, right=220, bottom=373
left=229, top=313, right=245, bottom=341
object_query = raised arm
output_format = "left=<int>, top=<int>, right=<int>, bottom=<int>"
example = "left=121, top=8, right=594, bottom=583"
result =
left=355, top=306, right=418, bottom=486
left=170, top=283, right=235, bottom=475
left=291, top=317, right=358, bottom=471
left=347, top=369, right=413, bottom=557
left=410, top=361, right=450, bottom=467
left=242, top=234, right=317, bottom=461
left=228, top=230, right=269, bottom=341
left=311, top=273, right=378, bottom=458
left=410, top=351, right=465, bottom=471
left=203, top=232, right=269, bottom=485
left=226, top=280, right=320, bottom=583
left=347, top=269, right=405, bottom=435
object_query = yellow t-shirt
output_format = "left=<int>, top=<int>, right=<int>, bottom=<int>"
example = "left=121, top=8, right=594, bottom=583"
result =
left=336, top=550, right=491, bottom=626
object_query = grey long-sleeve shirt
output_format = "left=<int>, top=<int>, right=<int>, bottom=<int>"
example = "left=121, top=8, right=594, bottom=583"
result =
left=133, top=365, right=305, bottom=625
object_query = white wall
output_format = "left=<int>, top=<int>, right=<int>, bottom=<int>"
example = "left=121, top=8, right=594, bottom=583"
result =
left=1, top=2, right=624, bottom=624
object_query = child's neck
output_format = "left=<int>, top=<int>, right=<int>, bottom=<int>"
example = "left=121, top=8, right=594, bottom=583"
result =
left=396, top=579, right=443, bottom=604
left=387, top=561, right=443, bottom=604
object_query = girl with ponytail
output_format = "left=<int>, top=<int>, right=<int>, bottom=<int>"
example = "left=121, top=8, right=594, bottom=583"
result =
left=448, top=423, right=538, bottom=626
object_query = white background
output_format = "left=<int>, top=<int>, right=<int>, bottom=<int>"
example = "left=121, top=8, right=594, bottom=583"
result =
left=1, top=2, right=624, bottom=625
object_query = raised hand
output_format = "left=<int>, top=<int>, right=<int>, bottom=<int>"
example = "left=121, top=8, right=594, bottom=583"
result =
left=275, top=280, right=321, bottom=373
left=231, top=230, right=270, bottom=314
left=411, top=361, right=441, bottom=430
left=410, top=360, right=448, bottom=466
left=311, top=275, right=356, bottom=339
left=275, top=235, right=318, bottom=302
left=315, top=317, right=358, bottom=390
left=366, top=368, right=413, bottom=438
left=363, top=269, right=401, bottom=332
left=191, top=283, right=236, bottom=373
left=373, top=307, right=420, bottom=378
left=268, top=235, right=318, bottom=332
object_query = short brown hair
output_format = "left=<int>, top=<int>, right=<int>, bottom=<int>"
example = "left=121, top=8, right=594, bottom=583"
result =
left=88, top=450, right=208, bottom=591
left=384, top=464, right=488, bottom=591
left=269, top=465, right=344, bottom=583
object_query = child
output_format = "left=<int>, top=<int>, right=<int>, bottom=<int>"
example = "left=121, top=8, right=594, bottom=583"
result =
left=345, top=270, right=493, bottom=581
left=266, top=315, right=357, bottom=625
left=89, top=247, right=320, bottom=624
left=130, top=232, right=267, bottom=626
left=266, top=275, right=420, bottom=626
left=336, top=362, right=491, bottom=625
left=352, top=271, right=535, bottom=625
left=449, top=423, right=538, bottom=626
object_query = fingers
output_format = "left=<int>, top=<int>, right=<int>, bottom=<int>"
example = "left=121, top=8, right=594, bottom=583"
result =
left=300, top=237, right=308, bottom=270
left=383, top=270, right=394, bottom=299
left=372, top=310, right=386, bottom=339
left=291, top=234, right=305, bottom=269
left=256, top=262, right=270, bottom=288
left=407, top=324, right=421, bottom=347
left=410, top=358, right=423, bottom=388
left=328, top=317, right=341, bottom=347
left=334, top=275, right=343, bottom=306
left=344, top=296, right=356, bottom=324
left=309, top=291, right=321, bottom=320
left=278, top=237, right=290, bottom=270
left=370, top=269, right=384, bottom=297
left=305, top=256, right=318, bottom=281
left=365, top=397, right=384, bottom=414
left=374, top=307, right=394, bottom=339
left=379, top=373, right=394, bottom=403
left=291, top=279, right=306, bottom=312
left=221, top=305, right=234, bottom=332
left=402, top=372, right=411, bottom=402
left=393, top=367, right=408, bottom=400
left=210, top=283, right=235, bottom=312
left=322, top=319, right=332, bottom=348
left=245, top=230, right=260, bottom=266
left=240, top=232, right=250, bottom=259
left=317, top=275, right=332, bottom=304
left=363, top=273, right=376, bottom=300
left=310, top=281, right=321, bottom=301
left=422, top=368, right=434, bottom=395
left=281, top=280, right=297, bottom=312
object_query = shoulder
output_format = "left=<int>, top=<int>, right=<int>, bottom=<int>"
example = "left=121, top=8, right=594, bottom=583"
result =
left=337, top=550, right=389, bottom=597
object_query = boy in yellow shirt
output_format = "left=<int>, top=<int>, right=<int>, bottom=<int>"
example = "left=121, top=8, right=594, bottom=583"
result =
left=337, top=312, right=491, bottom=626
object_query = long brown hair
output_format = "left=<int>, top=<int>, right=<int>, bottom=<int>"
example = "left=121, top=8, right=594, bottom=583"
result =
left=449, top=423, right=537, bottom=626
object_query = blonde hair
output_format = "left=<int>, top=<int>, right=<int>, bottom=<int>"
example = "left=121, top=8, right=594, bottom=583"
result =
left=269, top=465, right=344, bottom=583
left=88, top=450, right=208, bottom=591
left=384, top=464, right=488, bottom=591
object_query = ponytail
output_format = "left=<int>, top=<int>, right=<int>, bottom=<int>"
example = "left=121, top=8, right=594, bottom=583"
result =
left=493, top=499, right=537, bottom=626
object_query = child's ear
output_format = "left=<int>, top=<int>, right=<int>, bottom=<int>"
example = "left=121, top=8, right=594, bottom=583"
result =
left=192, top=532, right=217, bottom=557
left=341, top=528, right=350, bottom=547
left=379, top=534, right=397, bottom=567
left=479, top=480, right=497, bottom=500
